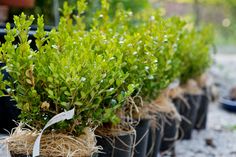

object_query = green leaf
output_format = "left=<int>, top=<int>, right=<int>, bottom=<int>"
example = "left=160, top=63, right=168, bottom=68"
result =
left=80, top=91, right=86, bottom=99
left=47, top=89, right=54, bottom=96
left=64, top=91, right=70, bottom=96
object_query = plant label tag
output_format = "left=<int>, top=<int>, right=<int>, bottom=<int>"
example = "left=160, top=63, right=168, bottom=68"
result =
left=32, top=108, right=75, bottom=157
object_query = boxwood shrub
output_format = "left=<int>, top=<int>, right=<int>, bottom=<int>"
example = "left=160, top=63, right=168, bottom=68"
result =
left=0, top=0, right=213, bottom=134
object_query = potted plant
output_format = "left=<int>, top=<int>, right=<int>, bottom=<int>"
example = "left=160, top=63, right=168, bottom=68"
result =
left=0, top=2, right=129, bottom=155
left=116, top=10, right=183, bottom=157
left=136, top=16, right=186, bottom=156
left=89, top=5, right=179, bottom=157
left=89, top=3, right=149, bottom=157
left=195, top=73, right=212, bottom=130
left=174, top=26, right=213, bottom=139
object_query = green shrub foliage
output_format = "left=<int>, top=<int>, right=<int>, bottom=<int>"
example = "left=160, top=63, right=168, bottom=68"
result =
left=0, top=0, right=213, bottom=134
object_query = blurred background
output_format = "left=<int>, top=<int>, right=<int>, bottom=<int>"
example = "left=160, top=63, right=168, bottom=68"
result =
left=0, top=0, right=235, bottom=48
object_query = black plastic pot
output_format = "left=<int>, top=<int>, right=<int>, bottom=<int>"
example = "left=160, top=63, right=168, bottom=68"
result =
left=220, top=97, right=236, bottom=112
left=0, top=63, right=20, bottom=134
left=96, top=132, right=134, bottom=157
left=134, top=118, right=151, bottom=157
left=0, top=96, right=20, bottom=133
left=160, top=117, right=178, bottom=156
left=194, top=91, right=209, bottom=130
left=173, top=94, right=201, bottom=139
left=147, top=114, right=163, bottom=157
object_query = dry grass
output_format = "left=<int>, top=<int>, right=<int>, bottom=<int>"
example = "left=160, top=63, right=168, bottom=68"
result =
left=181, top=79, right=203, bottom=95
left=1, top=124, right=99, bottom=157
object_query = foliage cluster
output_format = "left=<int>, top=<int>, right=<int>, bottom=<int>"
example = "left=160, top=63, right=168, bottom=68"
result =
left=0, top=0, right=213, bottom=134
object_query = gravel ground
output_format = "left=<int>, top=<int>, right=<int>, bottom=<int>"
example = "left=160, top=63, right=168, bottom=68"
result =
left=176, top=103, right=236, bottom=157
left=176, top=52, right=236, bottom=157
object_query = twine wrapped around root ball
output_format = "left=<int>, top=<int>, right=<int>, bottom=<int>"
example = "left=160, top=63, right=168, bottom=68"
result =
left=165, top=86, right=190, bottom=109
left=95, top=122, right=135, bottom=137
left=125, top=96, right=153, bottom=120
left=153, top=95, right=181, bottom=121
left=166, top=86, right=184, bottom=99
left=181, top=79, right=203, bottom=95
left=2, top=124, right=99, bottom=157
left=196, top=73, right=215, bottom=89
left=143, top=94, right=182, bottom=132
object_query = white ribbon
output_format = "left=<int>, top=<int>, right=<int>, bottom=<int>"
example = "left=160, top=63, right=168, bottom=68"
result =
left=33, top=108, right=75, bottom=157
